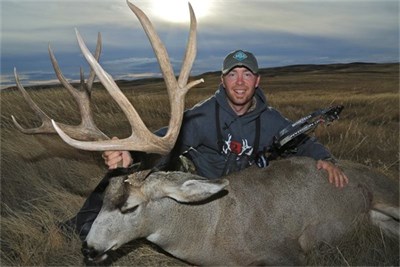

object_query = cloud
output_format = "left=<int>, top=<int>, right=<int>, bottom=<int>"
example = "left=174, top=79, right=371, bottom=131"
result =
left=2, top=0, right=150, bottom=55
left=1, top=0, right=398, bottom=88
left=206, top=1, right=398, bottom=39
left=4, top=0, right=397, bottom=54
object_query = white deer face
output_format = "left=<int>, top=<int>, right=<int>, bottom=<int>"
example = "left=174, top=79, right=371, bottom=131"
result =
left=84, top=171, right=228, bottom=262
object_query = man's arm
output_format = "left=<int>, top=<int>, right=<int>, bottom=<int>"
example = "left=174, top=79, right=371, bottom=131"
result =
left=294, top=137, right=348, bottom=188
left=317, top=160, right=349, bottom=188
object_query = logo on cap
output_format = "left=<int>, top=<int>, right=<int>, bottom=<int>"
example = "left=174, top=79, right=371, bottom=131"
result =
left=233, top=51, right=247, bottom=61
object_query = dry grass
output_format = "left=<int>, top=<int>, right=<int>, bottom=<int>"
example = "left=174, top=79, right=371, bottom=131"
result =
left=1, top=63, right=399, bottom=266
left=305, top=215, right=399, bottom=266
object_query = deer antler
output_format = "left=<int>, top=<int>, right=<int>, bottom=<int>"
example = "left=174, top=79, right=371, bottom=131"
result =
left=12, top=33, right=108, bottom=141
left=52, top=0, right=203, bottom=155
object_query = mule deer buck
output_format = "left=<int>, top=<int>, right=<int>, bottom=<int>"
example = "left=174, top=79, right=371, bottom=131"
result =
left=12, top=0, right=399, bottom=265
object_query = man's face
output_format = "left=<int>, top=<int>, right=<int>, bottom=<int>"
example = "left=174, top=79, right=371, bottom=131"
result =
left=221, top=67, right=260, bottom=115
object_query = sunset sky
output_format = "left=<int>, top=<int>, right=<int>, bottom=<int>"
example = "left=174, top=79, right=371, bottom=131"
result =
left=1, top=0, right=398, bottom=89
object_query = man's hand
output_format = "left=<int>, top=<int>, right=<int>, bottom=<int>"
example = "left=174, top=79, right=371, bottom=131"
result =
left=102, top=137, right=133, bottom=169
left=317, top=160, right=349, bottom=188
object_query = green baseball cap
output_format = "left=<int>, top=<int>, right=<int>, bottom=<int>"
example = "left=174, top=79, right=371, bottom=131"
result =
left=222, top=50, right=259, bottom=75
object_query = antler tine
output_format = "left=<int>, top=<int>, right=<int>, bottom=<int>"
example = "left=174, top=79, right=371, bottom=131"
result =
left=126, top=1, right=204, bottom=143
left=11, top=68, right=54, bottom=134
left=12, top=68, right=105, bottom=140
left=12, top=36, right=108, bottom=141
left=177, top=3, right=201, bottom=89
left=126, top=1, right=176, bottom=92
left=126, top=1, right=203, bottom=92
left=48, top=42, right=107, bottom=140
left=86, top=32, right=102, bottom=90
left=69, top=29, right=155, bottom=147
left=166, top=2, right=204, bottom=142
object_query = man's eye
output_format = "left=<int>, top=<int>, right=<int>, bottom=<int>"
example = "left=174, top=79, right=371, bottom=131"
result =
left=243, top=72, right=255, bottom=80
left=227, top=73, right=237, bottom=79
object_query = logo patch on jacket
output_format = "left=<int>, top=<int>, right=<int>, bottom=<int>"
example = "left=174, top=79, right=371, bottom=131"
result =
left=222, top=134, right=253, bottom=156
left=229, top=141, right=242, bottom=154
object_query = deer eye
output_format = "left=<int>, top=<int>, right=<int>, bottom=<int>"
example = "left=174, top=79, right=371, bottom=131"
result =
left=120, top=204, right=139, bottom=214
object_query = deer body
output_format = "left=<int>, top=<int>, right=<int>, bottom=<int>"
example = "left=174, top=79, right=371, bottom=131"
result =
left=85, top=157, right=398, bottom=265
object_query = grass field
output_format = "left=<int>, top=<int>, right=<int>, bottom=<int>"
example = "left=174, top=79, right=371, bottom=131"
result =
left=1, top=62, right=399, bottom=266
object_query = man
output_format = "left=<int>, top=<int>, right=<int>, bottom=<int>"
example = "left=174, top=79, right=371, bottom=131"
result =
left=104, top=50, right=348, bottom=187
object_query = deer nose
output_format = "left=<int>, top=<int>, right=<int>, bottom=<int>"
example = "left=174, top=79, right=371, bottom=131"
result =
left=81, top=241, right=91, bottom=258
left=81, top=241, right=110, bottom=262
left=81, top=241, right=99, bottom=260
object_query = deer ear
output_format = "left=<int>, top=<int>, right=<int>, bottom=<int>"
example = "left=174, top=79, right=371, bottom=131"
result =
left=165, top=178, right=229, bottom=203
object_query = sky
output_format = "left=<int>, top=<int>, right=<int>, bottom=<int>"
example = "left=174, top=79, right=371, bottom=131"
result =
left=1, top=0, right=399, bottom=89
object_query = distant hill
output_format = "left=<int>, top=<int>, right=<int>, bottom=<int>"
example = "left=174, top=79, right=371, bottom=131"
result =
left=3, top=62, right=398, bottom=92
